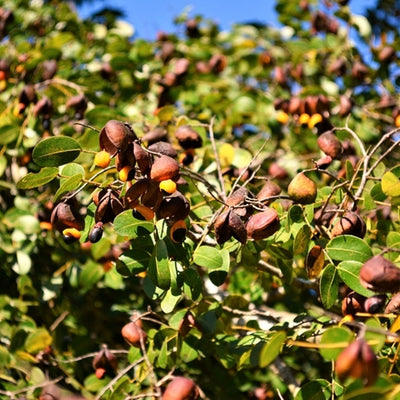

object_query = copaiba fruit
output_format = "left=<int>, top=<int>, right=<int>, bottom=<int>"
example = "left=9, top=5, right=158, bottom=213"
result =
left=330, top=211, right=366, bottom=239
left=287, top=172, right=317, bottom=204
left=175, top=125, right=203, bottom=149
left=360, top=255, right=400, bottom=293
left=99, top=119, right=136, bottom=156
left=317, top=131, right=343, bottom=159
left=245, top=208, right=280, bottom=240
left=150, top=154, right=180, bottom=182
left=162, top=376, right=199, bottom=400
left=121, top=321, right=147, bottom=348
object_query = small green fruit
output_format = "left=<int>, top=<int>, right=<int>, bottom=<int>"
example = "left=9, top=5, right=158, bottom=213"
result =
left=288, top=172, right=317, bottom=204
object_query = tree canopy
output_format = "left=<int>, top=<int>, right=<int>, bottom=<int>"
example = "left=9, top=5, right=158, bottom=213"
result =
left=1, top=0, right=400, bottom=399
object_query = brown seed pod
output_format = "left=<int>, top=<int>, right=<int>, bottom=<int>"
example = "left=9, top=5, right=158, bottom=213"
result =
left=352, top=61, right=369, bottom=81
left=174, top=58, right=190, bottom=76
left=142, top=126, right=168, bottom=144
left=214, top=210, right=232, bottom=245
left=115, top=142, right=136, bottom=172
left=92, top=345, right=118, bottom=373
left=157, top=191, right=190, bottom=222
left=133, top=142, right=152, bottom=175
left=257, top=181, right=281, bottom=205
left=341, top=291, right=366, bottom=316
left=162, top=376, right=200, bottom=400
left=226, top=187, right=250, bottom=218
left=50, top=199, right=84, bottom=233
left=338, top=95, right=353, bottom=117
left=287, top=172, right=317, bottom=204
left=364, top=295, right=387, bottom=314
left=41, top=59, right=57, bottom=80
left=208, top=54, right=227, bottom=74
left=121, top=321, right=147, bottom=348
left=245, top=208, right=280, bottom=241
left=228, top=210, right=247, bottom=244
left=150, top=154, right=180, bottom=182
left=19, top=84, right=37, bottom=106
left=175, top=125, right=203, bottom=149
left=384, top=292, right=400, bottom=314
left=148, top=141, right=178, bottom=158
left=33, top=97, right=53, bottom=118
left=360, top=255, right=400, bottom=293
left=330, top=211, right=366, bottom=239
left=66, top=93, right=88, bottom=118
left=315, top=155, right=333, bottom=169
left=124, top=179, right=150, bottom=208
left=378, top=46, right=396, bottom=63
left=268, top=162, right=288, bottom=180
left=170, top=220, right=187, bottom=243
left=100, top=120, right=137, bottom=156
left=329, top=58, right=347, bottom=76
left=317, top=131, right=343, bottom=159
left=141, top=180, right=163, bottom=211
left=95, top=189, right=124, bottom=224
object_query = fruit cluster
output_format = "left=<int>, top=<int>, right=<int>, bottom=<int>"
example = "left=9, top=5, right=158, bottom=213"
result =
left=51, top=119, right=203, bottom=245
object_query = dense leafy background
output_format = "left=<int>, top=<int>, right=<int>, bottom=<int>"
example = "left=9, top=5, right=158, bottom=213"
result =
left=1, top=0, right=400, bottom=399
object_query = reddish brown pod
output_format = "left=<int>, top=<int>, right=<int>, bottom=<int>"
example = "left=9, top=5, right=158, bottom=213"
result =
left=100, top=120, right=137, bottom=156
left=257, top=181, right=281, bottom=205
left=150, top=154, right=180, bottom=182
left=330, top=211, right=366, bottom=239
left=92, top=345, right=118, bottom=379
left=66, top=93, right=88, bottom=119
left=162, top=376, right=200, bottom=400
left=317, top=131, right=343, bottom=159
left=341, top=291, right=366, bottom=316
left=335, top=339, right=378, bottom=386
left=121, top=320, right=147, bottom=348
left=245, top=208, right=280, bottom=241
left=175, top=125, right=203, bottom=149
left=360, top=255, right=400, bottom=293
left=50, top=198, right=84, bottom=233
left=385, top=292, right=400, bottom=314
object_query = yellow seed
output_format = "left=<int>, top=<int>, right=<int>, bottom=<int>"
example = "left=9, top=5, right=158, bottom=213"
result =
left=159, top=179, right=177, bottom=194
left=298, top=113, right=310, bottom=126
left=395, top=115, right=400, bottom=128
left=119, top=165, right=132, bottom=182
left=276, top=110, right=289, bottom=124
left=308, top=113, right=323, bottom=129
left=94, top=150, right=111, bottom=168
left=62, top=227, right=81, bottom=239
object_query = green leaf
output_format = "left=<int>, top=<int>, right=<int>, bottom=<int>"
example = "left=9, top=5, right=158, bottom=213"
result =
left=0, top=124, right=19, bottom=144
left=148, top=239, right=170, bottom=290
left=293, top=224, right=311, bottom=255
left=381, top=172, right=400, bottom=197
left=59, top=163, right=85, bottom=185
left=32, top=137, right=81, bottom=167
left=319, top=326, right=353, bottom=361
left=53, top=173, right=83, bottom=203
left=17, top=167, right=59, bottom=189
left=79, top=261, right=104, bottom=292
left=326, top=235, right=372, bottom=263
left=160, top=287, right=181, bottom=314
left=386, top=231, right=400, bottom=250
left=259, top=331, right=286, bottom=367
left=337, top=260, right=376, bottom=297
left=25, top=328, right=53, bottom=354
left=182, top=269, right=203, bottom=301
left=365, top=318, right=386, bottom=352
left=113, top=210, right=154, bottom=238
left=295, top=380, right=331, bottom=400
left=117, top=249, right=151, bottom=276
left=320, top=264, right=339, bottom=309
left=193, top=246, right=223, bottom=270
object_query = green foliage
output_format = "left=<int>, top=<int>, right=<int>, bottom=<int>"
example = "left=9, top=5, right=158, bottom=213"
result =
left=1, top=0, right=400, bottom=399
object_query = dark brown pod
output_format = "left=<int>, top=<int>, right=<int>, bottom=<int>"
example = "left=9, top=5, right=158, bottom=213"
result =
left=19, top=84, right=37, bottom=106
left=268, top=162, right=288, bottom=180
left=157, top=191, right=190, bottom=222
left=338, top=95, right=353, bottom=117
left=150, top=155, right=180, bottom=182
left=329, top=58, right=347, bottom=76
left=228, top=210, right=247, bottom=244
left=66, top=93, right=88, bottom=118
left=257, top=181, right=281, bottom=205
left=352, top=61, right=369, bottom=81
left=50, top=199, right=84, bottom=233
left=162, top=376, right=199, bottom=400
left=341, top=291, right=366, bottom=316
left=142, top=126, right=168, bottom=144
left=317, top=131, right=343, bottom=159
left=114, top=142, right=136, bottom=171
left=92, top=345, right=118, bottom=372
left=100, top=120, right=137, bottom=156
left=185, top=18, right=201, bottom=38
left=214, top=211, right=232, bottom=245
left=315, top=155, right=333, bottom=169
left=133, top=142, right=152, bottom=175
left=148, top=141, right=178, bottom=158
left=141, top=181, right=163, bottom=211
left=175, top=125, right=203, bottom=149
left=33, top=97, right=53, bottom=119
left=384, top=292, right=400, bottom=314
left=208, top=54, right=227, bottom=74
left=314, top=204, right=338, bottom=227
left=95, top=189, right=124, bottom=224
left=41, top=59, right=57, bottom=80
left=124, top=179, right=150, bottom=208
left=330, top=211, right=366, bottom=239
left=360, top=255, right=400, bottom=293
left=226, top=187, right=250, bottom=218
left=245, top=208, right=280, bottom=241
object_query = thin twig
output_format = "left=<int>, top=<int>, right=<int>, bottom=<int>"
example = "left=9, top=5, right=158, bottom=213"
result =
left=0, top=377, right=63, bottom=399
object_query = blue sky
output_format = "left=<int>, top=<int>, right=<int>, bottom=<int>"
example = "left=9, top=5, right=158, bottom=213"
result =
left=77, top=0, right=377, bottom=40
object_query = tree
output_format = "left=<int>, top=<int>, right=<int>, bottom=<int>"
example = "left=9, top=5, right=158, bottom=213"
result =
left=0, top=0, right=400, bottom=398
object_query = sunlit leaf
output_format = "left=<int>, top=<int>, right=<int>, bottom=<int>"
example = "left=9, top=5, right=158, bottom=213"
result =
left=25, top=328, right=53, bottom=354
left=259, top=331, right=286, bottom=368
left=17, top=167, right=59, bottom=189
left=320, top=264, right=339, bottom=309
left=319, top=326, right=353, bottom=361
left=326, top=235, right=372, bottom=263
left=32, top=137, right=81, bottom=167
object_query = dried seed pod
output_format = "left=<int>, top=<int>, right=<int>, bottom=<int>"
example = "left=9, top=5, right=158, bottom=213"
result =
left=208, top=54, right=227, bottom=74
left=338, top=95, right=353, bottom=117
left=141, top=180, right=163, bottom=211
left=245, top=208, right=280, bottom=240
left=150, top=154, right=180, bottom=182
left=174, top=58, right=190, bottom=76
left=41, top=59, right=57, bottom=80
left=352, top=61, right=369, bottom=81
left=287, top=172, right=317, bottom=204
left=378, top=46, right=396, bottom=63
left=317, top=131, right=343, bottom=159
left=175, top=125, right=203, bottom=149
left=342, top=291, right=366, bottom=316
left=124, top=179, right=150, bottom=208
left=214, top=210, right=232, bottom=245
left=228, top=210, right=247, bottom=244
left=121, top=321, right=147, bottom=348
left=315, top=155, right=333, bottom=169
left=19, top=84, right=37, bottom=106
left=330, top=211, right=366, bottom=239
left=148, top=141, right=178, bottom=158
left=360, top=255, right=400, bottom=293
left=268, top=162, right=288, bottom=180
left=92, top=345, right=118, bottom=373
left=226, top=187, right=250, bottom=218
left=133, top=142, right=152, bottom=175
left=95, top=189, right=124, bottom=223
left=51, top=199, right=84, bottom=233
left=170, top=220, right=187, bottom=243
left=66, top=93, right=88, bottom=118
left=33, top=97, right=53, bottom=118
left=336, top=339, right=378, bottom=386
left=142, top=126, right=167, bottom=144
left=385, top=292, right=400, bottom=314
left=162, top=376, right=200, bottom=400
left=89, top=222, right=104, bottom=243
left=115, top=142, right=136, bottom=172
left=257, top=181, right=281, bottom=205
left=329, top=58, right=347, bottom=76
left=132, top=205, right=155, bottom=221
left=157, top=191, right=190, bottom=222
left=100, top=120, right=137, bottom=156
